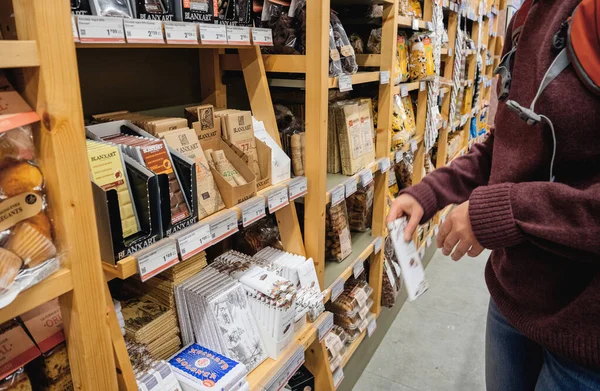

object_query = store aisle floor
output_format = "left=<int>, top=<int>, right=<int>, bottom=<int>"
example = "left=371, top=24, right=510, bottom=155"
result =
left=354, top=249, right=491, bottom=391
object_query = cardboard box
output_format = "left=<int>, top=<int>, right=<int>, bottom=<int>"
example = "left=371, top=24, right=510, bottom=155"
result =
left=20, top=299, right=64, bottom=353
left=225, top=137, right=271, bottom=191
left=191, top=105, right=222, bottom=144
left=0, top=322, right=41, bottom=380
left=133, top=0, right=177, bottom=21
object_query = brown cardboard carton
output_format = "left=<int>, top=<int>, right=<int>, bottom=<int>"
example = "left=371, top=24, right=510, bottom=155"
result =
left=221, top=111, right=261, bottom=178
left=20, top=299, right=64, bottom=353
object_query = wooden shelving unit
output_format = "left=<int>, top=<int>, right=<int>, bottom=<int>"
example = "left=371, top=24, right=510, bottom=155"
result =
left=1, top=0, right=506, bottom=390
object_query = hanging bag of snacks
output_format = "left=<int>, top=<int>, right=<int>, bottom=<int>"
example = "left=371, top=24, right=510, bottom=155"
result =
left=408, top=32, right=435, bottom=81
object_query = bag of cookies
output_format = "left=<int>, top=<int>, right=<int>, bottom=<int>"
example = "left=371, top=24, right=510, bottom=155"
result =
left=330, top=13, right=358, bottom=75
left=325, top=201, right=352, bottom=263
left=346, top=182, right=374, bottom=233
left=394, top=150, right=414, bottom=190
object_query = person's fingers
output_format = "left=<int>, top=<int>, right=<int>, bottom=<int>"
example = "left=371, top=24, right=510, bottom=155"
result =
left=437, top=218, right=452, bottom=248
left=451, top=240, right=471, bottom=262
left=386, top=199, right=406, bottom=223
left=442, top=231, right=460, bottom=256
left=404, top=208, right=423, bottom=242
left=468, top=243, right=485, bottom=257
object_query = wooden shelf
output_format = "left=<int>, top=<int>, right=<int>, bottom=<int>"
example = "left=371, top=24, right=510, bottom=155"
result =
left=392, top=81, right=421, bottom=95
left=388, top=134, right=425, bottom=163
left=220, top=54, right=307, bottom=73
left=341, top=330, right=367, bottom=367
left=398, top=16, right=427, bottom=30
left=0, top=40, right=40, bottom=68
left=0, top=268, right=73, bottom=324
left=76, top=42, right=258, bottom=50
left=328, top=72, right=380, bottom=88
left=325, top=160, right=382, bottom=204
left=356, top=54, right=381, bottom=67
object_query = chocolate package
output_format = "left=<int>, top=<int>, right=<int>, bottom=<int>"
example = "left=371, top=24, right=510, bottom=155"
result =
left=70, top=0, right=92, bottom=15
left=325, top=201, right=352, bottom=263
left=214, top=0, right=252, bottom=26
left=134, top=0, right=177, bottom=21
left=174, top=0, right=214, bottom=23
left=346, top=181, right=374, bottom=233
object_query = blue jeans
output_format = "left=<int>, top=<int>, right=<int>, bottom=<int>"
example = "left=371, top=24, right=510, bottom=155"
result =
left=486, top=299, right=600, bottom=390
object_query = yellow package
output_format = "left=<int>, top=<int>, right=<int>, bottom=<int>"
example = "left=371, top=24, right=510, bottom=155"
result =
left=408, top=32, right=435, bottom=81
left=396, top=33, right=409, bottom=83
left=410, top=0, right=422, bottom=19
left=402, top=95, right=417, bottom=136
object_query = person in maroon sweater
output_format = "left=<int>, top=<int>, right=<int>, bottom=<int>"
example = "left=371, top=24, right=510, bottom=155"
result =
left=387, top=0, right=600, bottom=389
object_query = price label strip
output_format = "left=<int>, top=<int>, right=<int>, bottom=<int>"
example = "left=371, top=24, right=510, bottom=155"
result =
left=411, top=140, right=418, bottom=152
left=124, top=19, right=164, bottom=44
left=379, top=157, right=391, bottom=173
left=241, top=196, right=266, bottom=227
left=72, top=15, right=80, bottom=42
left=331, top=279, right=345, bottom=302
left=164, top=21, right=198, bottom=44
left=353, top=259, right=365, bottom=278
left=359, top=169, right=374, bottom=187
left=344, top=178, right=357, bottom=198
left=265, top=345, right=305, bottom=391
left=333, top=368, right=345, bottom=389
left=420, top=81, right=427, bottom=92
left=373, top=236, right=383, bottom=254
left=176, top=223, right=212, bottom=261
left=412, top=18, right=420, bottom=30
left=330, top=185, right=345, bottom=206
left=338, top=74, right=353, bottom=92
left=251, top=27, right=273, bottom=46
left=401, top=85, right=409, bottom=97
left=267, top=187, right=289, bottom=213
left=318, top=312, right=334, bottom=342
left=137, top=240, right=179, bottom=282
left=367, top=318, right=377, bottom=337
left=209, top=210, right=239, bottom=245
left=395, top=150, right=404, bottom=163
left=226, top=25, right=251, bottom=45
left=77, top=16, right=126, bottom=43
left=380, top=70, right=390, bottom=85
left=288, top=176, right=308, bottom=201
left=198, top=23, right=227, bottom=44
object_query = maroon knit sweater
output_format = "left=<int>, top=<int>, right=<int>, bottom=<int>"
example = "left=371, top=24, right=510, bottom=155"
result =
left=403, top=0, right=600, bottom=369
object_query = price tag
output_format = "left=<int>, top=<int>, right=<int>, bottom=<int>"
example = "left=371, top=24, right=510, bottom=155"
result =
left=209, top=211, right=239, bottom=244
left=353, top=259, right=365, bottom=278
left=434, top=226, right=440, bottom=236
left=318, top=312, right=334, bottom=342
left=379, top=157, right=391, bottom=173
left=164, top=21, right=197, bottom=44
left=380, top=70, right=390, bottom=85
left=330, top=185, right=345, bottom=206
left=443, top=0, right=449, bottom=7
left=359, top=169, right=374, bottom=187
left=333, top=368, right=344, bottom=389
left=198, top=23, right=227, bottom=44
left=241, top=197, right=266, bottom=227
left=411, top=140, right=418, bottom=152
left=373, top=237, right=383, bottom=254
left=427, top=237, right=432, bottom=248
left=176, top=224, right=212, bottom=261
left=468, top=80, right=473, bottom=87
left=77, top=16, right=125, bottom=44
left=443, top=120, right=448, bottom=129
left=395, top=150, right=404, bottom=163
left=412, top=18, right=420, bottom=30
left=226, top=25, right=251, bottom=45
left=137, top=240, right=179, bottom=282
left=267, top=187, right=289, bottom=213
left=251, top=27, right=273, bottom=46
left=344, top=179, right=357, bottom=198
left=388, top=171, right=397, bottom=186
left=401, top=85, right=409, bottom=97
left=367, top=318, right=377, bottom=337
left=448, top=47, right=453, bottom=57
left=124, top=19, right=164, bottom=44
left=331, top=279, right=345, bottom=302
left=72, top=15, right=80, bottom=42
left=288, top=176, right=308, bottom=200
left=338, top=74, right=353, bottom=92
left=426, top=21, right=433, bottom=31
left=420, top=81, right=427, bottom=92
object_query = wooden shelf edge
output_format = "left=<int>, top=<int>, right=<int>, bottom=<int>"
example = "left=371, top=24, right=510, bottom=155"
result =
left=397, top=16, right=427, bottom=30
left=328, top=71, right=380, bottom=89
left=0, top=40, right=40, bottom=68
left=325, top=159, right=383, bottom=204
left=356, top=54, right=381, bottom=67
left=0, top=268, right=73, bottom=324
left=392, top=81, right=421, bottom=95
left=220, top=54, right=307, bottom=73
left=75, top=42, right=258, bottom=50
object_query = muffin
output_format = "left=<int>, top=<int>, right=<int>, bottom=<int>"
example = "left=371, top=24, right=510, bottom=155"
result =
left=24, top=212, right=53, bottom=240
left=5, top=222, right=56, bottom=267
left=0, top=162, right=43, bottom=199
left=0, top=248, right=23, bottom=290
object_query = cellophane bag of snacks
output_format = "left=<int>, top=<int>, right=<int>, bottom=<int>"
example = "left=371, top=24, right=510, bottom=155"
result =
left=408, top=32, right=435, bottom=81
left=330, top=13, right=358, bottom=75
left=0, top=73, right=59, bottom=308
left=395, top=150, right=414, bottom=190
left=0, top=367, right=31, bottom=390
left=346, top=182, right=374, bottom=232
left=381, top=236, right=403, bottom=308
left=396, top=32, right=410, bottom=83
left=325, top=200, right=352, bottom=263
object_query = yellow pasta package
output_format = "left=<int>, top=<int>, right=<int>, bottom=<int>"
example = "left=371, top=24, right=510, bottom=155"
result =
left=396, top=33, right=409, bottom=83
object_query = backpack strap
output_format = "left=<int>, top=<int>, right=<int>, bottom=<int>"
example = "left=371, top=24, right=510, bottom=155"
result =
left=567, top=0, right=600, bottom=95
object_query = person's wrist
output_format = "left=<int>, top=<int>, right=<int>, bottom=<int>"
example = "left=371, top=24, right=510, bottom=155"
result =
left=400, top=182, right=438, bottom=223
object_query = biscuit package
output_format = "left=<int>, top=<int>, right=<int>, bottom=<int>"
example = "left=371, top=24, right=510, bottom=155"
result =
left=0, top=74, right=59, bottom=308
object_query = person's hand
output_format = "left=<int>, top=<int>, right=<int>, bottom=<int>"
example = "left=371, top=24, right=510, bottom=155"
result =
left=387, top=194, right=424, bottom=242
left=437, top=201, right=484, bottom=261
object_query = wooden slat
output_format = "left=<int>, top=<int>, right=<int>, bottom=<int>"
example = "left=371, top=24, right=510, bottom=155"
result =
left=398, top=16, right=427, bottom=29
left=328, top=71, right=380, bottom=88
left=13, top=1, right=119, bottom=389
left=200, top=48, right=227, bottom=109
left=0, top=40, right=39, bottom=68
left=0, top=269, right=72, bottom=324
left=355, top=54, right=381, bottom=67
left=220, top=54, right=307, bottom=73
left=392, top=81, right=420, bottom=95
left=76, top=42, right=256, bottom=49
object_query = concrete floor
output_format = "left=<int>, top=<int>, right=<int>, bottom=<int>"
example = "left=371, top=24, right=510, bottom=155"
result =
left=354, top=250, right=491, bottom=391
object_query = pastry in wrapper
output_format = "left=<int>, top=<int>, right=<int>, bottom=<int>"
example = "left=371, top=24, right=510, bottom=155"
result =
left=24, top=213, right=52, bottom=240
left=6, top=223, right=56, bottom=267
left=0, top=248, right=23, bottom=290
left=0, top=162, right=43, bottom=199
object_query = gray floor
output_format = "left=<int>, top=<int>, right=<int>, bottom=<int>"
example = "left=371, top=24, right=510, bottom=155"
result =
left=354, top=250, right=491, bottom=391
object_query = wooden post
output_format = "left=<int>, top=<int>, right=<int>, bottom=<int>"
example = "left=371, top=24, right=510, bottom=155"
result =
left=304, top=339, right=335, bottom=391
left=304, top=0, right=330, bottom=289
left=12, top=1, right=118, bottom=389
left=200, top=48, right=227, bottom=108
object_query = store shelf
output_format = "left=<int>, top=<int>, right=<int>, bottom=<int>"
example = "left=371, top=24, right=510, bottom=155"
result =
left=388, top=134, right=425, bottom=162
left=341, top=330, right=367, bottom=367
left=76, top=42, right=258, bottom=50
left=221, top=54, right=307, bottom=73
left=0, top=40, right=40, bottom=68
left=356, top=54, right=381, bottom=67
left=324, top=230, right=376, bottom=300
left=328, top=72, right=380, bottom=88
left=325, top=160, right=381, bottom=204
left=398, top=16, right=427, bottom=30
left=0, top=268, right=73, bottom=324
left=392, top=81, right=421, bottom=95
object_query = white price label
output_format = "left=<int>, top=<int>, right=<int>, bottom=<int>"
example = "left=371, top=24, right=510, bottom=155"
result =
left=380, top=71, right=390, bottom=85
left=251, top=27, right=273, bottom=46
left=165, top=21, right=197, bottom=44
left=209, top=211, right=239, bottom=244
left=137, top=241, right=179, bottom=282
left=379, top=157, right=391, bottom=173
left=288, top=176, right=308, bottom=200
left=411, top=140, right=418, bottom=152
left=241, top=197, right=266, bottom=227
left=395, top=150, right=404, bottom=163
left=176, top=224, right=212, bottom=261
left=448, top=47, right=453, bottom=57
left=443, top=120, right=448, bottom=129
left=401, top=85, right=409, bottom=97
left=338, top=74, right=353, bottom=92
left=353, top=259, right=365, bottom=278
left=374, top=237, right=383, bottom=254
left=420, top=81, right=427, bottom=91
left=412, top=18, right=420, bottom=30
left=72, top=15, right=80, bottom=42
left=333, top=368, right=344, bottom=389
left=77, top=16, right=125, bottom=43
left=267, top=187, right=289, bottom=213
left=198, top=23, right=227, bottom=44
left=124, top=19, right=164, bottom=44
left=359, top=169, right=374, bottom=187
left=330, top=185, right=345, bottom=206
left=427, top=237, right=432, bottom=248
left=318, top=312, right=334, bottom=342
left=344, top=179, right=357, bottom=198
left=426, top=21, right=434, bottom=31
left=367, top=318, right=377, bottom=337
left=331, top=279, right=345, bottom=302
left=226, top=25, right=251, bottom=45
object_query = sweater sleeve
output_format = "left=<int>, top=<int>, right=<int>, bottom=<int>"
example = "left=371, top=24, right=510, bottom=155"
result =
left=400, top=132, right=495, bottom=222
left=469, top=181, right=600, bottom=259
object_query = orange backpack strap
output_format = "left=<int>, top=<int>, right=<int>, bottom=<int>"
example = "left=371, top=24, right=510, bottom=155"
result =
left=567, top=0, right=600, bottom=95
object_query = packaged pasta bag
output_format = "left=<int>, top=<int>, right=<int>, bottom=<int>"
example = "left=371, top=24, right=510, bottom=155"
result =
left=0, top=73, right=59, bottom=308
left=398, top=0, right=413, bottom=17
left=410, top=0, right=422, bottom=19
left=402, top=95, right=417, bottom=136
left=325, top=200, right=353, bottom=263
left=408, top=32, right=435, bottom=81
left=391, top=95, right=411, bottom=149
left=395, top=33, right=410, bottom=83
left=346, top=181, right=374, bottom=233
